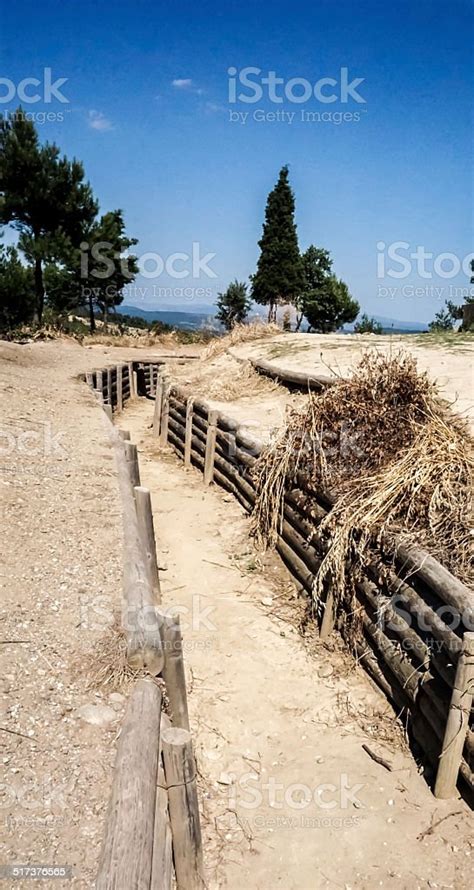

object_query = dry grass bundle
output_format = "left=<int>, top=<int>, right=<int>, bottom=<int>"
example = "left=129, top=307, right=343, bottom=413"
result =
left=178, top=356, right=280, bottom=401
left=85, top=615, right=144, bottom=691
left=251, top=352, right=474, bottom=601
left=202, top=321, right=281, bottom=360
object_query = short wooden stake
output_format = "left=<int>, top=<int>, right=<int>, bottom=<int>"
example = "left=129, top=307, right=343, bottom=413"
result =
left=319, top=586, right=336, bottom=640
left=434, top=631, right=474, bottom=798
left=85, top=371, right=94, bottom=387
left=161, top=727, right=203, bottom=890
left=153, top=371, right=164, bottom=437
left=116, top=363, right=123, bottom=412
left=96, top=680, right=162, bottom=889
left=159, top=379, right=171, bottom=447
left=159, top=610, right=190, bottom=731
left=96, top=369, right=104, bottom=397
left=103, top=403, right=113, bottom=422
left=203, top=409, right=218, bottom=485
left=128, top=361, right=136, bottom=397
left=106, top=366, right=112, bottom=405
left=151, top=764, right=173, bottom=890
left=184, top=397, right=194, bottom=468
left=135, top=486, right=161, bottom=604
left=150, top=363, right=156, bottom=397
left=125, top=441, right=141, bottom=488
left=119, top=429, right=131, bottom=441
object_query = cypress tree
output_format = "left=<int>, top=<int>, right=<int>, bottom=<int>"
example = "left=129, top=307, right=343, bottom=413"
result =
left=251, top=165, right=304, bottom=322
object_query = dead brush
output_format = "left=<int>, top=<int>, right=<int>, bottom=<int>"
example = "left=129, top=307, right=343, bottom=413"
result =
left=250, top=351, right=474, bottom=616
left=85, top=614, right=145, bottom=691
left=179, top=357, right=280, bottom=401
left=201, top=321, right=281, bottom=360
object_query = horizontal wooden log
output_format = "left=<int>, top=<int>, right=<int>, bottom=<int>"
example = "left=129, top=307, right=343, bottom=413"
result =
left=216, top=412, right=240, bottom=433
left=385, top=538, right=474, bottom=621
left=167, top=428, right=185, bottom=455
left=251, top=357, right=337, bottom=391
left=354, top=639, right=411, bottom=713
left=355, top=576, right=432, bottom=670
left=366, top=564, right=463, bottom=658
left=96, top=679, right=162, bottom=890
left=360, top=611, right=420, bottom=702
left=235, top=428, right=263, bottom=458
left=167, top=417, right=186, bottom=445
left=275, top=537, right=315, bottom=598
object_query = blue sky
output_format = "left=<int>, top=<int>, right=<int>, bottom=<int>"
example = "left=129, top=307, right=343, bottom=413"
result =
left=1, top=0, right=472, bottom=323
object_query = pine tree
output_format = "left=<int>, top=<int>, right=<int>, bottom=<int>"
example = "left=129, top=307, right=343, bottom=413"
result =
left=0, top=245, right=35, bottom=330
left=251, top=166, right=304, bottom=322
left=0, top=109, right=97, bottom=323
left=216, top=280, right=251, bottom=330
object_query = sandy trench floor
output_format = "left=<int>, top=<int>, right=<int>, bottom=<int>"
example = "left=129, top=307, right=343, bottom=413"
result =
left=0, top=336, right=473, bottom=889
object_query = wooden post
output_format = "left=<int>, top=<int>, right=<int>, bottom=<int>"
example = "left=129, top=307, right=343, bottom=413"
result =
left=103, top=404, right=113, bottom=422
left=106, top=366, right=112, bottom=405
left=116, top=364, right=123, bottom=412
left=150, top=363, right=156, bottom=397
left=153, top=371, right=164, bottom=437
left=96, top=369, right=104, bottom=398
left=319, top=586, right=336, bottom=640
left=434, top=631, right=474, bottom=798
left=135, top=486, right=161, bottom=604
left=203, top=409, right=218, bottom=486
left=128, top=361, right=136, bottom=398
left=85, top=371, right=94, bottom=388
left=119, top=429, right=130, bottom=441
left=159, top=379, right=171, bottom=447
left=161, top=727, right=203, bottom=890
left=184, top=397, right=194, bottom=468
left=159, top=610, right=190, bottom=731
left=96, top=680, right=162, bottom=890
left=151, top=765, right=173, bottom=890
left=125, top=441, right=141, bottom=488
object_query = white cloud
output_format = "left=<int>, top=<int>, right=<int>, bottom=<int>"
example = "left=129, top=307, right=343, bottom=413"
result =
left=172, top=78, right=193, bottom=89
left=87, top=110, right=114, bottom=131
left=204, top=101, right=225, bottom=114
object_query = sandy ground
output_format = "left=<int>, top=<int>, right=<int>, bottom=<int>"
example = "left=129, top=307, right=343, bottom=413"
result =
left=121, top=395, right=473, bottom=889
left=0, top=339, right=196, bottom=888
left=0, top=336, right=473, bottom=889
left=230, top=332, right=474, bottom=433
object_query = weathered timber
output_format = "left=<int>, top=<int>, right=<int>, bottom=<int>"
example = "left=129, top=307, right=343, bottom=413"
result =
left=96, top=679, right=162, bottom=890
left=161, top=727, right=204, bottom=890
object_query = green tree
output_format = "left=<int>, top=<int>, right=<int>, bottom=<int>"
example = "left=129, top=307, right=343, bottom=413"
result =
left=79, top=210, right=138, bottom=331
left=296, top=245, right=332, bottom=331
left=428, top=302, right=457, bottom=331
left=216, top=279, right=251, bottom=330
left=0, top=244, right=35, bottom=330
left=0, top=109, right=97, bottom=323
left=354, top=313, right=383, bottom=334
left=303, top=275, right=359, bottom=333
left=251, top=165, right=304, bottom=322
left=297, top=244, right=358, bottom=332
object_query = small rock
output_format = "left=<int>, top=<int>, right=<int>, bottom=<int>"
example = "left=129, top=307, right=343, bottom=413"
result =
left=261, top=597, right=273, bottom=606
left=75, top=704, right=116, bottom=726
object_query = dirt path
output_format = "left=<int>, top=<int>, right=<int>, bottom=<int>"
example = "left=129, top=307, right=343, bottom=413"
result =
left=121, top=395, right=473, bottom=890
left=1, top=338, right=472, bottom=889
left=0, top=340, right=196, bottom=888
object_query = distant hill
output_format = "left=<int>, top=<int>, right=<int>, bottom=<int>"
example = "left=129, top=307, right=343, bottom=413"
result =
left=120, top=304, right=218, bottom=330
left=345, top=315, right=428, bottom=334
left=120, top=304, right=429, bottom=334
